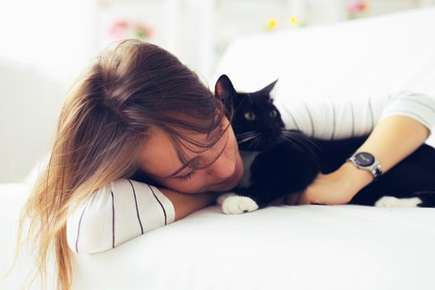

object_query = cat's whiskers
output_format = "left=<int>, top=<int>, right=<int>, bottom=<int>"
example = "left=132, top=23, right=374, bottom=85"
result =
left=254, top=135, right=263, bottom=149
left=249, top=134, right=262, bottom=150
left=237, top=131, right=260, bottom=144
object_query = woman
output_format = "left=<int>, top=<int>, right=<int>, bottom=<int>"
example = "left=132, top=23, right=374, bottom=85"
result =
left=15, top=39, right=435, bottom=290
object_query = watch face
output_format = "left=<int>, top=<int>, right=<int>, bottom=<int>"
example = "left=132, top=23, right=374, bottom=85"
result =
left=355, top=152, right=374, bottom=167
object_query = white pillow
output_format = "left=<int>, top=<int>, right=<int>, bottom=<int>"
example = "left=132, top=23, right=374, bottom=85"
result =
left=212, top=7, right=435, bottom=147
left=212, top=7, right=435, bottom=100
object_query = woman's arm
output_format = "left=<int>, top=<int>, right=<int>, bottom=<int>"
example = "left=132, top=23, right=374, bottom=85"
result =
left=66, top=179, right=218, bottom=254
left=296, top=114, right=431, bottom=205
left=290, top=89, right=435, bottom=205
left=160, top=188, right=219, bottom=221
left=341, top=114, right=430, bottom=189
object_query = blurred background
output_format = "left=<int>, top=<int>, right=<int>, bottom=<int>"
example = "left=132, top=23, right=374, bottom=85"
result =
left=1, top=0, right=435, bottom=183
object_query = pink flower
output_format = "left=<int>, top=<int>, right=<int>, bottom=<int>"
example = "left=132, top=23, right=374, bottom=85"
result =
left=107, top=18, right=154, bottom=40
left=347, top=1, right=368, bottom=13
left=108, top=19, right=130, bottom=39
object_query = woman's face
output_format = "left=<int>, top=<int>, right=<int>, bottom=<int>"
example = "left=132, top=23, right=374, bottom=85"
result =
left=137, top=117, right=244, bottom=194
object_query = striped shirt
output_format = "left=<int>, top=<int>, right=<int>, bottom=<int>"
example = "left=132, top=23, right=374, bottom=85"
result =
left=66, top=89, right=435, bottom=254
left=66, top=179, right=175, bottom=254
left=274, top=89, right=435, bottom=139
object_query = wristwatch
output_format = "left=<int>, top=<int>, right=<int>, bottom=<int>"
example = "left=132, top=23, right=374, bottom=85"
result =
left=346, top=151, right=383, bottom=180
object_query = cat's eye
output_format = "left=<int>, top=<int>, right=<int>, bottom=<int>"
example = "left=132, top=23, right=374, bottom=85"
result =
left=244, top=112, right=256, bottom=121
left=270, top=110, right=277, bottom=118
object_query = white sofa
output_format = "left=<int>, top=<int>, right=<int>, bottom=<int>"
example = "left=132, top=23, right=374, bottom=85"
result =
left=2, top=7, right=435, bottom=290
left=0, top=58, right=67, bottom=183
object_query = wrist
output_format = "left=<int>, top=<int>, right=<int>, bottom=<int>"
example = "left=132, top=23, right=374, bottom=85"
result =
left=338, top=161, right=374, bottom=194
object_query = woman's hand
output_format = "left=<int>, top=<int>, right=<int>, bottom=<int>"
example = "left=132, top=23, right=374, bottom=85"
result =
left=296, top=172, right=354, bottom=205
left=293, top=162, right=373, bottom=205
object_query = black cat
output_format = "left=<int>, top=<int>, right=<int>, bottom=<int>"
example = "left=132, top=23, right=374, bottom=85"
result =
left=215, top=74, right=435, bottom=214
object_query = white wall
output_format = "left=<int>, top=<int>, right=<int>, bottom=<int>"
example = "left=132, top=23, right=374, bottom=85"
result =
left=0, top=0, right=99, bottom=83
left=0, top=0, right=99, bottom=182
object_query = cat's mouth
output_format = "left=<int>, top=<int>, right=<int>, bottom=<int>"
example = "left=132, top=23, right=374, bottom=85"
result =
left=236, top=129, right=284, bottom=150
left=236, top=131, right=261, bottom=144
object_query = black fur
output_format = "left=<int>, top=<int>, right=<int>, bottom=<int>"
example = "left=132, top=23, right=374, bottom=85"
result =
left=215, top=74, right=435, bottom=208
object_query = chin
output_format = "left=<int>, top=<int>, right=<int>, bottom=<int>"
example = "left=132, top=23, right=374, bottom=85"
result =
left=215, top=182, right=236, bottom=192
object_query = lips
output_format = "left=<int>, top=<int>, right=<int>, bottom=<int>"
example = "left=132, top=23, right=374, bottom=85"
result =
left=222, top=156, right=243, bottom=187
left=213, top=135, right=243, bottom=190
left=224, top=169, right=239, bottom=185
left=226, top=142, right=243, bottom=185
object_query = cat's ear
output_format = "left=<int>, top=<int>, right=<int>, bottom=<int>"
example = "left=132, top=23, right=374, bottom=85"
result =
left=258, top=79, right=278, bottom=99
left=214, top=74, right=237, bottom=101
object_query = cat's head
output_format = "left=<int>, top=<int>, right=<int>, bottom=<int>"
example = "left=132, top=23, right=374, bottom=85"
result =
left=215, top=74, right=285, bottom=150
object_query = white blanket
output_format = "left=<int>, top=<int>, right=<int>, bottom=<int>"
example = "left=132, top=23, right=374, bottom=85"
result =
left=1, top=183, right=435, bottom=290
left=71, top=204, right=435, bottom=290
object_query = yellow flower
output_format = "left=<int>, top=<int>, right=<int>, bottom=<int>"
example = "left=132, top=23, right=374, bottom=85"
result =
left=289, top=15, right=299, bottom=26
left=266, top=18, right=278, bottom=31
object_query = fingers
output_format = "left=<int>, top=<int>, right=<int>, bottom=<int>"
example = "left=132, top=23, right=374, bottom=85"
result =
left=296, top=193, right=311, bottom=205
left=285, top=193, right=299, bottom=205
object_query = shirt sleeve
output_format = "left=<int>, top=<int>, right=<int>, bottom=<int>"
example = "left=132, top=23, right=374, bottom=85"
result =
left=66, top=178, right=176, bottom=254
left=274, top=89, right=435, bottom=140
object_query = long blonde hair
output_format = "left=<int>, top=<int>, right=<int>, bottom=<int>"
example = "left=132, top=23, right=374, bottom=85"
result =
left=11, top=38, right=226, bottom=290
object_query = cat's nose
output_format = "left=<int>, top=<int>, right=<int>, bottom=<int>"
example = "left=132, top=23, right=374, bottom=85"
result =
left=264, top=127, right=282, bottom=139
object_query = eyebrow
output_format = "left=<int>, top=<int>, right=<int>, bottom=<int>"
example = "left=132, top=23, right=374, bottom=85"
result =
left=164, top=130, right=229, bottom=179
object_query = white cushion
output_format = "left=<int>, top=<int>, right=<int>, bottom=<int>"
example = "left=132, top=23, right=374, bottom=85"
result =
left=23, top=152, right=51, bottom=187
left=0, top=58, right=67, bottom=183
left=212, top=7, right=435, bottom=98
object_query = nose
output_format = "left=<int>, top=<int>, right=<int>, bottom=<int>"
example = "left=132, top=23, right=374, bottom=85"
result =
left=205, top=151, right=236, bottom=181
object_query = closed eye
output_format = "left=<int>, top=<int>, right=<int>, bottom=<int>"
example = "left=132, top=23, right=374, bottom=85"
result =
left=176, top=171, right=195, bottom=181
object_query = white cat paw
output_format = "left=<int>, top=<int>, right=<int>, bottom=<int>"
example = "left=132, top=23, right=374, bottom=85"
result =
left=218, top=193, right=259, bottom=215
left=216, top=192, right=237, bottom=205
left=375, top=196, right=422, bottom=208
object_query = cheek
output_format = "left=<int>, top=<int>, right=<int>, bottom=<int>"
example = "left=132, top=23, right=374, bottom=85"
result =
left=228, top=129, right=239, bottom=156
left=162, top=176, right=208, bottom=194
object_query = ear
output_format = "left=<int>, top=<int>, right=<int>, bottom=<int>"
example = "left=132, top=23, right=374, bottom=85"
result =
left=258, top=79, right=278, bottom=98
left=214, top=74, right=237, bottom=101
